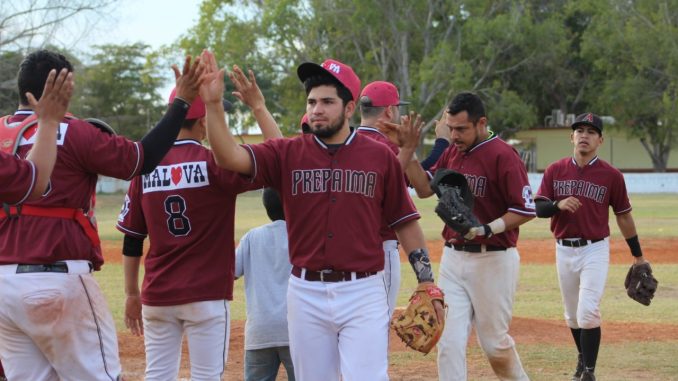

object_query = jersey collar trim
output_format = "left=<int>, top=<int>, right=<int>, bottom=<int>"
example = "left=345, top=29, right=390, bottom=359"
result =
left=14, top=110, right=34, bottom=116
left=313, top=128, right=358, bottom=149
left=570, top=156, right=599, bottom=166
left=467, top=133, right=498, bottom=154
left=357, top=126, right=385, bottom=137
left=174, top=139, right=202, bottom=146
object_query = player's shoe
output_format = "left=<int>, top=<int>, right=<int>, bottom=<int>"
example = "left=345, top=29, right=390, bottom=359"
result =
left=571, top=354, right=584, bottom=381
left=580, top=370, right=596, bottom=381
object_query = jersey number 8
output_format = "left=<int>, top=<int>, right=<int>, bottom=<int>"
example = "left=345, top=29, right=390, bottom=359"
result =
left=164, top=195, right=191, bottom=236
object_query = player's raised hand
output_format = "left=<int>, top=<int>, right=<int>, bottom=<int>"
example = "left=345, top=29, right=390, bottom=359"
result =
left=376, top=111, right=423, bottom=148
left=199, top=50, right=226, bottom=105
left=229, top=65, right=266, bottom=111
left=173, top=55, right=205, bottom=104
left=556, top=196, right=582, bottom=213
left=434, top=111, right=451, bottom=142
left=27, top=68, right=73, bottom=124
left=124, top=295, right=144, bottom=336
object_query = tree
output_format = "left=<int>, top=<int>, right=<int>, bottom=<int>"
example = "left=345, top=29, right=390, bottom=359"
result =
left=581, top=0, right=678, bottom=171
left=71, top=43, right=166, bottom=140
left=0, top=1, right=116, bottom=50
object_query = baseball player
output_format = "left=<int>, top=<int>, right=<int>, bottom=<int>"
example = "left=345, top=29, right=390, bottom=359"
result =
left=235, top=188, right=296, bottom=381
left=1, top=68, right=73, bottom=204
left=357, top=80, right=450, bottom=316
left=0, top=49, right=205, bottom=381
left=401, top=92, right=535, bottom=380
left=535, top=113, right=651, bottom=381
left=117, top=64, right=281, bottom=380
left=0, top=66, right=73, bottom=381
left=199, top=50, right=443, bottom=381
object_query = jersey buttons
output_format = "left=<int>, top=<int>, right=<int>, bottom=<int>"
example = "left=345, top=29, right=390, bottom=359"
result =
left=327, top=232, right=334, bottom=238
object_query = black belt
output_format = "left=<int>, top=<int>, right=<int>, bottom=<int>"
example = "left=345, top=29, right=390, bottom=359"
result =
left=292, top=266, right=376, bottom=282
left=444, top=242, right=507, bottom=253
left=16, top=262, right=69, bottom=274
left=558, top=238, right=604, bottom=248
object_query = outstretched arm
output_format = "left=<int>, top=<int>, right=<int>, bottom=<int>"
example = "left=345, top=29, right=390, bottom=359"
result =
left=139, top=55, right=205, bottom=174
left=229, top=65, right=282, bottom=141
left=25, top=68, right=73, bottom=199
left=200, top=51, right=253, bottom=175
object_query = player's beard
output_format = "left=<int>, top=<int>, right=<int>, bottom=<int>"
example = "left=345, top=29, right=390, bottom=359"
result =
left=311, top=110, right=346, bottom=139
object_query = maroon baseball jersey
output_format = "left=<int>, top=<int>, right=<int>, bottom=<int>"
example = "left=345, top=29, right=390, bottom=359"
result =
left=357, top=126, right=399, bottom=241
left=0, top=152, right=36, bottom=204
left=246, top=130, right=420, bottom=272
left=536, top=156, right=631, bottom=240
left=116, top=140, right=261, bottom=306
left=0, top=111, right=143, bottom=268
left=429, top=134, right=535, bottom=248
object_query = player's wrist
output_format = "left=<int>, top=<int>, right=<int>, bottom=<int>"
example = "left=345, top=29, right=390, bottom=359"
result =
left=408, top=248, right=434, bottom=283
left=626, top=235, right=643, bottom=257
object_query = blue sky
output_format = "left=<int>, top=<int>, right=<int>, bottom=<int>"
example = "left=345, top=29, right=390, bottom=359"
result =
left=83, top=0, right=201, bottom=50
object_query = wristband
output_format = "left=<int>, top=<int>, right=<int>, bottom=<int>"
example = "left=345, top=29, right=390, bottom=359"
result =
left=487, top=218, right=506, bottom=236
left=626, top=235, right=643, bottom=257
left=408, top=248, right=434, bottom=283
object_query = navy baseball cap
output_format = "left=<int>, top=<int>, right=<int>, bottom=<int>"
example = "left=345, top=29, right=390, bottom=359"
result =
left=572, top=113, right=603, bottom=134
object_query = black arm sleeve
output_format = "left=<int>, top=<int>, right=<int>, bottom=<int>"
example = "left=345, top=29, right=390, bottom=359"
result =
left=420, top=138, right=450, bottom=171
left=139, top=98, right=190, bottom=174
left=123, top=235, right=144, bottom=257
left=535, top=198, right=560, bottom=218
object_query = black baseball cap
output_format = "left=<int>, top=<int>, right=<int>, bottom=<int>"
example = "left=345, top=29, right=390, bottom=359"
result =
left=571, top=113, right=603, bottom=134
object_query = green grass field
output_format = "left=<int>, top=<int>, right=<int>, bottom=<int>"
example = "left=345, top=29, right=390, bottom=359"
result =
left=92, top=192, right=678, bottom=380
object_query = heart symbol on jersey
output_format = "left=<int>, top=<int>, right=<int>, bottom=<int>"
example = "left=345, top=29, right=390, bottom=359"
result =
left=171, top=167, right=182, bottom=185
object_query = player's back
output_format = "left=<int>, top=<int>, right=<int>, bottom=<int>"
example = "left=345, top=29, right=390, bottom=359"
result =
left=117, top=139, right=260, bottom=305
left=0, top=112, right=142, bottom=268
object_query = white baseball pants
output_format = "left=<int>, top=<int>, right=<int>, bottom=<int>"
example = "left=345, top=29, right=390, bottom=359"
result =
left=555, top=238, right=610, bottom=329
left=382, top=239, right=401, bottom=317
left=142, top=299, right=230, bottom=381
left=437, top=246, right=529, bottom=381
left=0, top=261, right=121, bottom=381
left=287, top=272, right=389, bottom=381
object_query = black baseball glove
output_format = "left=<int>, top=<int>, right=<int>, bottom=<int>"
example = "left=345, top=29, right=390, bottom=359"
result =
left=430, top=169, right=479, bottom=236
left=624, top=262, right=658, bottom=306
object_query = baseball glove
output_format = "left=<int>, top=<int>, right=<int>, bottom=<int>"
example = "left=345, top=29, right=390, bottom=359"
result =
left=430, top=169, right=479, bottom=236
left=391, top=283, right=445, bottom=355
left=624, top=262, right=658, bottom=306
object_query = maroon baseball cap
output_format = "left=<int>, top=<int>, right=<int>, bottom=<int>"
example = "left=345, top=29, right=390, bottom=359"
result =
left=359, top=81, right=410, bottom=107
left=297, top=59, right=361, bottom=101
left=168, top=87, right=206, bottom=120
left=572, top=112, right=603, bottom=133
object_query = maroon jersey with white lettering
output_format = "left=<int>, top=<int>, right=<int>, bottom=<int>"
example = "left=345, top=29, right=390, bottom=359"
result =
left=117, top=140, right=260, bottom=306
left=246, top=130, right=419, bottom=272
left=429, top=135, right=535, bottom=248
left=357, top=126, right=399, bottom=241
left=1, top=152, right=36, bottom=204
left=0, top=111, right=143, bottom=268
left=536, top=156, right=631, bottom=240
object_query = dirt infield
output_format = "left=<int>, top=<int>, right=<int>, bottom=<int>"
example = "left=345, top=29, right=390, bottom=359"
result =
left=107, top=238, right=678, bottom=380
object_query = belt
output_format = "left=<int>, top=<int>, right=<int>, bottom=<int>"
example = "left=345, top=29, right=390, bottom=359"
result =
left=444, top=242, right=507, bottom=253
left=558, top=238, right=604, bottom=248
left=0, top=260, right=94, bottom=275
left=291, top=266, right=377, bottom=282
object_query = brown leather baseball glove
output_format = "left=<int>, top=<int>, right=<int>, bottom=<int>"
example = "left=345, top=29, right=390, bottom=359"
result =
left=391, top=283, right=446, bottom=354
